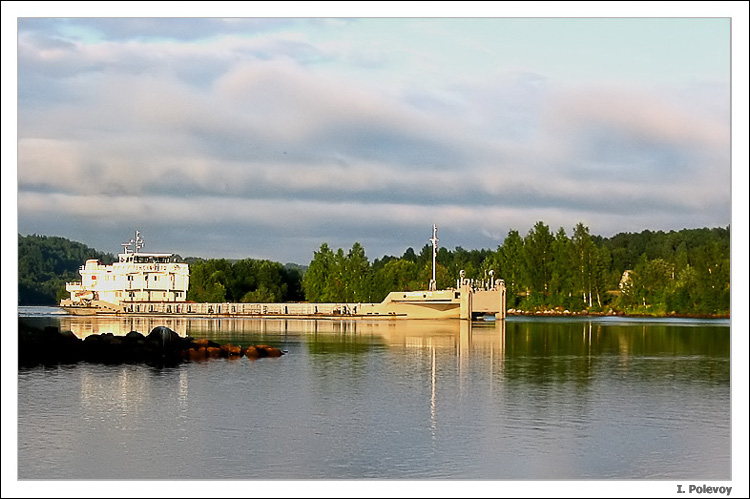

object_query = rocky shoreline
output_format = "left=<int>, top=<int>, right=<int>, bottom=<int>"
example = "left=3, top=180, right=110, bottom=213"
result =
left=18, top=321, right=285, bottom=367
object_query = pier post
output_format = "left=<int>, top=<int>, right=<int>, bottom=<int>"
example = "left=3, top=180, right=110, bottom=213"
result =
left=460, top=284, right=473, bottom=320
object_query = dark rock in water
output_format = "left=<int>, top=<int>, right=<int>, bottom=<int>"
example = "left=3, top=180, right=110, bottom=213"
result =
left=54, top=329, right=84, bottom=363
left=18, top=320, right=286, bottom=366
left=18, top=322, right=83, bottom=366
left=121, top=330, right=153, bottom=361
left=206, top=346, right=222, bottom=358
left=125, top=330, right=146, bottom=341
left=83, top=333, right=128, bottom=363
left=221, top=343, right=243, bottom=357
left=189, top=338, right=221, bottom=349
left=244, top=344, right=285, bottom=359
left=255, top=344, right=283, bottom=357
left=147, top=326, right=182, bottom=350
left=139, top=326, right=187, bottom=364
left=184, top=347, right=208, bottom=361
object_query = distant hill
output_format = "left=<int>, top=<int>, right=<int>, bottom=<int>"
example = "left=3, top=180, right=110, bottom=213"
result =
left=284, top=262, right=308, bottom=275
left=18, top=234, right=116, bottom=305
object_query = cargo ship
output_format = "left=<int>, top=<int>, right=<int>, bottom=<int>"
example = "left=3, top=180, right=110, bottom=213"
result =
left=60, top=227, right=506, bottom=320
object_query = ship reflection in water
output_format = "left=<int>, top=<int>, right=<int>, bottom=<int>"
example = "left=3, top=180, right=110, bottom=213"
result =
left=58, top=315, right=190, bottom=339
left=57, top=315, right=506, bottom=356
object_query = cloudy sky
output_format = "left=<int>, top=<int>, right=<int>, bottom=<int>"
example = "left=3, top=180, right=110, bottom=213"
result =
left=5, top=4, right=746, bottom=265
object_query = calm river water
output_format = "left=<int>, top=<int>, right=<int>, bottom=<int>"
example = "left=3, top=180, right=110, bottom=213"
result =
left=15, top=307, right=732, bottom=487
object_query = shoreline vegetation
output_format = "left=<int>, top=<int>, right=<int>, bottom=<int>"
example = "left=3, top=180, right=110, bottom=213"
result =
left=505, top=308, right=729, bottom=319
left=18, top=222, right=730, bottom=319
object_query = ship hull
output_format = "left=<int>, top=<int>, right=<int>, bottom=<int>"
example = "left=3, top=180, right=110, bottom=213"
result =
left=59, top=284, right=505, bottom=320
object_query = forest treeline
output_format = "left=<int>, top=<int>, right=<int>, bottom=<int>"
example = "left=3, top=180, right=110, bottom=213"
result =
left=185, top=258, right=305, bottom=303
left=300, top=222, right=730, bottom=316
left=18, top=222, right=730, bottom=316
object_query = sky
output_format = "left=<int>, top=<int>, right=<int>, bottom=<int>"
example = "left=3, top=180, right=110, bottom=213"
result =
left=5, top=4, right=746, bottom=266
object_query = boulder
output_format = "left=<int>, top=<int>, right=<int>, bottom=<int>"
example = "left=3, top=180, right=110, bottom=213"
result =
left=221, top=343, right=243, bottom=357
left=185, top=347, right=208, bottom=361
left=83, top=333, right=127, bottom=363
left=189, top=338, right=221, bottom=349
left=146, top=326, right=182, bottom=351
left=206, top=346, right=222, bottom=358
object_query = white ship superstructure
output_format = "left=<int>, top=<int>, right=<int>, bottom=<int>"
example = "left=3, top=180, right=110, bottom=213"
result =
left=61, top=231, right=189, bottom=314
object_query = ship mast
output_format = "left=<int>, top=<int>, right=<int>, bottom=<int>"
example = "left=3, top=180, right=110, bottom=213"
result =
left=121, top=231, right=145, bottom=254
left=429, top=224, right=438, bottom=291
left=134, top=231, right=144, bottom=253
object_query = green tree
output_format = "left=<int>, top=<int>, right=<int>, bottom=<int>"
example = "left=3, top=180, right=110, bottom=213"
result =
left=372, top=259, right=420, bottom=300
left=345, top=242, right=372, bottom=302
left=550, top=227, right=573, bottom=307
left=591, top=245, right=613, bottom=309
left=402, top=247, right=417, bottom=263
left=228, top=259, right=258, bottom=301
left=241, top=285, right=277, bottom=303
left=571, top=223, right=597, bottom=307
left=496, top=229, right=526, bottom=307
left=303, top=243, right=335, bottom=302
left=253, top=260, right=287, bottom=302
left=524, top=221, right=554, bottom=297
left=631, top=257, right=674, bottom=310
left=187, top=259, right=231, bottom=302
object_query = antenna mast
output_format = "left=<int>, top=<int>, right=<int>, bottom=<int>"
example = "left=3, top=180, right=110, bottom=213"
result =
left=429, top=224, right=438, bottom=291
left=122, top=231, right=145, bottom=254
left=134, top=231, right=144, bottom=253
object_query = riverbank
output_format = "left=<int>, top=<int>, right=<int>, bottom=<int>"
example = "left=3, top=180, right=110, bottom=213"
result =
left=17, top=304, right=729, bottom=321
left=507, top=308, right=730, bottom=319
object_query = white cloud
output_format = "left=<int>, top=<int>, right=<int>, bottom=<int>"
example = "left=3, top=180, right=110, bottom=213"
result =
left=14, top=17, right=733, bottom=262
